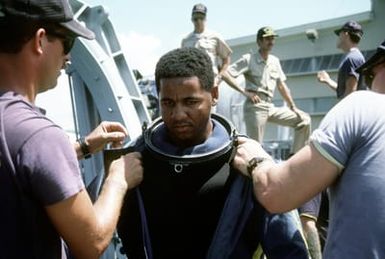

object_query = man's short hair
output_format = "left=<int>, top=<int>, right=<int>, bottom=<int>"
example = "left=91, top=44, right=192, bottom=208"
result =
left=155, top=47, right=214, bottom=92
left=348, top=32, right=362, bottom=44
left=0, top=17, right=41, bottom=53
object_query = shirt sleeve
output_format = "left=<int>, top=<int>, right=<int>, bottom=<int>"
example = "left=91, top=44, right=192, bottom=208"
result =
left=215, top=35, right=232, bottom=59
left=310, top=94, right=362, bottom=170
left=276, top=58, right=287, bottom=83
left=345, top=57, right=361, bottom=80
left=227, top=54, right=251, bottom=78
left=19, top=126, right=84, bottom=206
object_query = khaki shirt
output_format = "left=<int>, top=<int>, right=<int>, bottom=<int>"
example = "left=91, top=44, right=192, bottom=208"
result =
left=181, top=29, right=232, bottom=74
left=228, top=52, right=286, bottom=98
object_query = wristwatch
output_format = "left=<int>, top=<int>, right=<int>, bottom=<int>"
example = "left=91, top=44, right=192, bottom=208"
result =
left=78, top=137, right=91, bottom=159
left=247, top=157, right=268, bottom=177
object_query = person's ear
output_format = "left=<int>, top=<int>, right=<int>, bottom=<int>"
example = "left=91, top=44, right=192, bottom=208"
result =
left=33, top=28, right=46, bottom=55
left=211, top=85, right=218, bottom=106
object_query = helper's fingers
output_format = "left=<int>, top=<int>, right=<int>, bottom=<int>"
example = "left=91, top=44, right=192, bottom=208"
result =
left=102, top=121, right=128, bottom=136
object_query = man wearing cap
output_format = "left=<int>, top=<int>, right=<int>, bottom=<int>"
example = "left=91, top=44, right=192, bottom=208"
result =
left=317, top=21, right=367, bottom=99
left=0, top=0, right=143, bottom=258
left=222, top=26, right=311, bottom=155
left=315, top=20, right=366, bottom=254
left=231, top=39, right=385, bottom=258
left=181, top=3, right=232, bottom=88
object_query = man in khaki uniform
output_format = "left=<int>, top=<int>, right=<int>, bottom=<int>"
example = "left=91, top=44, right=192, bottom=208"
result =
left=223, top=26, right=310, bottom=153
left=181, top=3, right=232, bottom=87
left=223, top=26, right=321, bottom=259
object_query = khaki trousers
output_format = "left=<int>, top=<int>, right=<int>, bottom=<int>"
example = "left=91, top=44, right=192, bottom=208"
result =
left=243, top=99, right=311, bottom=153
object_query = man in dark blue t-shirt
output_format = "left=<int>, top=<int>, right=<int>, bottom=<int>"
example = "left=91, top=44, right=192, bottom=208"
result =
left=317, top=21, right=367, bottom=99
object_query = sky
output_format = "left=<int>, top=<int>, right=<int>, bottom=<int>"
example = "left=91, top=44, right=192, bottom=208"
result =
left=36, top=0, right=371, bottom=132
left=85, top=0, right=371, bottom=76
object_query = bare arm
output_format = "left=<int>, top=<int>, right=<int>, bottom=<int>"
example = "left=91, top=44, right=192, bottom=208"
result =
left=301, top=217, right=322, bottom=259
left=277, top=80, right=296, bottom=110
left=343, top=76, right=358, bottom=98
left=218, top=56, right=231, bottom=77
left=221, top=71, right=261, bottom=103
left=215, top=56, right=231, bottom=87
left=232, top=137, right=340, bottom=213
left=45, top=152, right=143, bottom=259
left=317, top=70, right=337, bottom=91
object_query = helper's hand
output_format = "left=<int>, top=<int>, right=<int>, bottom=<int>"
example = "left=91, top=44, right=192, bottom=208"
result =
left=85, top=121, right=128, bottom=154
left=214, top=74, right=223, bottom=87
left=232, top=137, right=272, bottom=178
left=108, top=152, right=143, bottom=190
left=291, top=107, right=311, bottom=130
left=245, top=91, right=261, bottom=104
left=290, top=105, right=302, bottom=117
left=317, top=70, right=331, bottom=84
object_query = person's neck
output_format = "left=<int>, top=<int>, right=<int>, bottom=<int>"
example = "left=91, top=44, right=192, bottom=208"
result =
left=194, top=27, right=205, bottom=34
left=371, top=85, right=385, bottom=94
left=0, top=55, right=36, bottom=103
left=342, top=42, right=358, bottom=53
left=259, top=49, right=269, bottom=60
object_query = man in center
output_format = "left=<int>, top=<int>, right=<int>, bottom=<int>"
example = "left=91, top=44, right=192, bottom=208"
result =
left=117, top=47, right=308, bottom=259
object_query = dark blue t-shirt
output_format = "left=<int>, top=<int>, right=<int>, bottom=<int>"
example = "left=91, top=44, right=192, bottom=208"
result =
left=0, top=92, right=84, bottom=258
left=336, top=48, right=366, bottom=99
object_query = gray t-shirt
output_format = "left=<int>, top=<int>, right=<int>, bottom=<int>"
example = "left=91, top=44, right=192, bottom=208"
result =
left=0, top=92, right=84, bottom=258
left=311, top=91, right=385, bottom=258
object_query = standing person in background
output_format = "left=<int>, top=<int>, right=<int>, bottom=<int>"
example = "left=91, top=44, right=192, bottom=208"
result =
left=0, top=1, right=143, bottom=258
left=222, top=26, right=311, bottom=154
left=222, top=26, right=321, bottom=259
left=317, top=21, right=366, bottom=99
left=181, top=3, right=232, bottom=89
left=316, top=20, right=366, bottom=250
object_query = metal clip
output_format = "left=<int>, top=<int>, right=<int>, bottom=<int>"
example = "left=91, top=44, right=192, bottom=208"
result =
left=232, top=129, right=239, bottom=147
left=174, top=164, right=184, bottom=173
left=228, top=130, right=239, bottom=163
left=142, top=121, right=148, bottom=133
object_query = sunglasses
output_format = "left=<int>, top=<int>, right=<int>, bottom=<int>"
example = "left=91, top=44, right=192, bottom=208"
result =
left=363, top=58, right=385, bottom=87
left=192, top=15, right=206, bottom=22
left=45, top=29, right=76, bottom=55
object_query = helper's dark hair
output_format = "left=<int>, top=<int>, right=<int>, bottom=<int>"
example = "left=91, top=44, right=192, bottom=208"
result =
left=155, top=47, right=214, bottom=92
left=348, top=31, right=361, bottom=44
left=0, top=17, right=71, bottom=54
left=0, top=17, right=44, bottom=53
